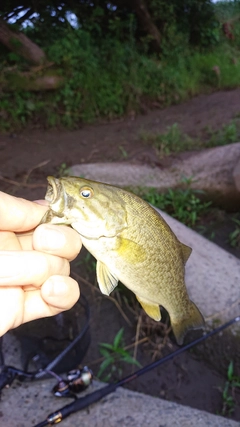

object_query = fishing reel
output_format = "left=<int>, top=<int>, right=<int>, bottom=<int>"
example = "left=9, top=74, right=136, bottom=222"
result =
left=52, top=367, right=93, bottom=399
left=0, top=294, right=91, bottom=394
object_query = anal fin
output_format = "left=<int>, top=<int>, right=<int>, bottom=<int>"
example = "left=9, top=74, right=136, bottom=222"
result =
left=136, top=295, right=161, bottom=321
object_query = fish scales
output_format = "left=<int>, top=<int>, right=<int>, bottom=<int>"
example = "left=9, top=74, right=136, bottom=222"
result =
left=41, top=176, right=205, bottom=345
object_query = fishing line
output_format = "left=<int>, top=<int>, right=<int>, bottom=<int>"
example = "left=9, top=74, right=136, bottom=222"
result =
left=34, top=315, right=240, bottom=427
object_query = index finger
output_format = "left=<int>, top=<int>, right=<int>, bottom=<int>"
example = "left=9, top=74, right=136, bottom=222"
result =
left=0, top=191, right=48, bottom=232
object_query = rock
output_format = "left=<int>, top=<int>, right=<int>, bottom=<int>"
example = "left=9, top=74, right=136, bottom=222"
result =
left=69, top=142, right=240, bottom=209
left=233, top=157, right=240, bottom=192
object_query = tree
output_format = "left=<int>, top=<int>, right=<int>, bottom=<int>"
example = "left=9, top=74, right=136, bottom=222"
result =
left=0, top=0, right=219, bottom=92
left=131, top=0, right=162, bottom=52
left=0, top=17, right=46, bottom=65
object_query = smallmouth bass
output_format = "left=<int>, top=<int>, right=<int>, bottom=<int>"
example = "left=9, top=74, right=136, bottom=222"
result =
left=41, top=176, right=204, bottom=345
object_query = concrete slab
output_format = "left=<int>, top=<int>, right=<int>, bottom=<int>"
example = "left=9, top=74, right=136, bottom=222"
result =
left=1, top=329, right=238, bottom=427
left=1, top=376, right=239, bottom=427
left=158, top=210, right=240, bottom=326
left=69, top=142, right=240, bottom=202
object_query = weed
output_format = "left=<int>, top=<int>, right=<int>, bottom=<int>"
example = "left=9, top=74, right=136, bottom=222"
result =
left=206, top=121, right=239, bottom=148
left=141, top=179, right=212, bottom=227
left=57, top=162, right=70, bottom=177
left=228, top=218, right=240, bottom=248
left=75, top=252, right=96, bottom=274
left=97, top=328, right=141, bottom=381
left=221, top=361, right=240, bottom=417
left=140, top=119, right=240, bottom=158
left=119, top=145, right=128, bottom=158
left=196, top=225, right=215, bottom=240
left=140, top=124, right=194, bottom=157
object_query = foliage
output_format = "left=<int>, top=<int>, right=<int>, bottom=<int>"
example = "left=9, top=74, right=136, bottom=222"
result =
left=140, top=120, right=240, bottom=159
left=221, top=361, right=240, bottom=416
left=56, top=162, right=70, bottom=177
left=149, top=0, right=220, bottom=48
left=140, top=123, right=194, bottom=156
left=228, top=218, right=240, bottom=248
left=0, top=0, right=218, bottom=49
left=97, top=328, right=141, bottom=381
left=75, top=252, right=97, bottom=274
left=142, top=178, right=212, bottom=227
left=0, top=1, right=240, bottom=129
left=206, top=121, right=239, bottom=148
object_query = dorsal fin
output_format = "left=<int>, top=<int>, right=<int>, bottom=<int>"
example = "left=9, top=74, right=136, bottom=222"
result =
left=180, top=242, right=192, bottom=264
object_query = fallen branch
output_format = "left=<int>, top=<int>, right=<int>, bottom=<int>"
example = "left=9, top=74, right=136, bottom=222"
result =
left=0, top=159, right=50, bottom=189
left=2, top=70, right=64, bottom=91
left=0, top=175, right=46, bottom=188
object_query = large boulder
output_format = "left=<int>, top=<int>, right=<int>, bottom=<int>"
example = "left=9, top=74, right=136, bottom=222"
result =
left=69, top=142, right=240, bottom=209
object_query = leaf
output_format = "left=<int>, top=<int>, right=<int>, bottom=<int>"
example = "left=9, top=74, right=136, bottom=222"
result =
left=100, top=342, right=114, bottom=351
left=99, top=347, right=111, bottom=358
left=122, top=354, right=141, bottom=367
left=227, top=361, right=234, bottom=381
left=113, top=327, right=124, bottom=349
left=97, top=357, right=114, bottom=379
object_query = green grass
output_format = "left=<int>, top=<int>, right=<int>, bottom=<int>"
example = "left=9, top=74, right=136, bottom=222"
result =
left=221, top=361, right=240, bottom=417
left=140, top=178, right=212, bottom=228
left=140, top=120, right=240, bottom=157
left=205, top=121, right=239, bottom=148
left=140, top=123, right=194, bottom=156
left=228, top=217, right=240, bottom=248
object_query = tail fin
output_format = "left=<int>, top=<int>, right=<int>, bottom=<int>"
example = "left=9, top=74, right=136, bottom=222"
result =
left=171, top=301, right=205, bottom=345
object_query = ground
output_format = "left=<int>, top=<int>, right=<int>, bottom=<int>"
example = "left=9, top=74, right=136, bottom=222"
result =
left=0, top=88, right=240, bottom=421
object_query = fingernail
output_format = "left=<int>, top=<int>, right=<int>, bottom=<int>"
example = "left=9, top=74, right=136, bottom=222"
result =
left=37, top=225, right=66, bottom=250
left=46, top=277, right=68, bottom=297
left=0, top=254, right=23, bottom=278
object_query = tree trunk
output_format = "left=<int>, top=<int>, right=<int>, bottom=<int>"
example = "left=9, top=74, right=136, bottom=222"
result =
left=0, top=18, right=47, bottom=65
left=129, top=0, right=161, bottom=53
left=2, top=70, right=64, bottom=92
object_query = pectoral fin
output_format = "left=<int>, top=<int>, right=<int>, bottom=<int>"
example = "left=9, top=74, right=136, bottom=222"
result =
left=136, top=295, right=161, bottom=321
left=96, top=261, right=119, bottom=295
left=116, top=237, right=146, bottom=264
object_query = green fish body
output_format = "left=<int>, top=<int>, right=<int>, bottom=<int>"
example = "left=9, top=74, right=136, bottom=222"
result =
left=41, top=176, right=204, bottom=345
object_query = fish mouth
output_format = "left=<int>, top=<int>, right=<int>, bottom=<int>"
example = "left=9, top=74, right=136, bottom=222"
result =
left=45, top=176, right=62, bottom=204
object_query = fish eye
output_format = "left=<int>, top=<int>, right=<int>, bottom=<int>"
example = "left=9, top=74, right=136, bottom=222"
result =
left=80, top=186, right=93, bottom=198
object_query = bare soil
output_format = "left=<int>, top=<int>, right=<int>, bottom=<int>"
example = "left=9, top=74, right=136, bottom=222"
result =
left=1, top=88, right=240, bottom=421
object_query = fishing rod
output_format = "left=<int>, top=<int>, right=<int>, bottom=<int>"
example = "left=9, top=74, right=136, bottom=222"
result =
left=34, top=315, right=240, bottom=427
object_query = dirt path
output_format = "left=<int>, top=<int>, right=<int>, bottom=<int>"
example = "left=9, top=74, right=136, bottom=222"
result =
left=1, top=88, right=240, bottom=202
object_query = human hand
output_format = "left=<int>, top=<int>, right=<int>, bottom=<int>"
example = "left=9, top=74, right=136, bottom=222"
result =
left=0, top=191, right=82, bottom=337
